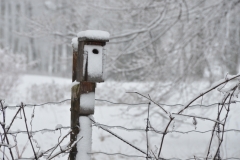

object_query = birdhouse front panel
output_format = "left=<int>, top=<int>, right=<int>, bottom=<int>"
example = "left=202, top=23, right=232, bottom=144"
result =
left=84, top=45, right=104, bottom=82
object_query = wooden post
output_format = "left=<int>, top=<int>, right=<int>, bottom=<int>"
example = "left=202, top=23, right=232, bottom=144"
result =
left=70, top=84, right=79, bottom=160
left=70, top=82, right=95, bottom=160
left=70, top=30, right=109, bottom=160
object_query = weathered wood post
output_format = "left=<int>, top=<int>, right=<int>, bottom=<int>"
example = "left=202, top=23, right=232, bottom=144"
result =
left=70, top=30, right=110, bottom=160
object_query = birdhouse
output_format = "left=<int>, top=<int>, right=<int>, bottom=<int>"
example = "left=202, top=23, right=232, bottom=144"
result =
left=72, top=30, right=110, bottom=82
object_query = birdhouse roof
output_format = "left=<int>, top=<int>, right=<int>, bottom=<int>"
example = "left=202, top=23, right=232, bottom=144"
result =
left=77, top=30, right=110, bottom=42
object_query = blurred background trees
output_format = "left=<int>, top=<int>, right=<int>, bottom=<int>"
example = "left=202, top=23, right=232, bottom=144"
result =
left=0, top=2, right=240, bottom=158
left=0, top=0, right=239, bottom=82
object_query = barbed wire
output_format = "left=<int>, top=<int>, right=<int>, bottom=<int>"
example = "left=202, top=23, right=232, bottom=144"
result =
left=1, top=74, right=240, bottom=159
left=0, top=99, right=77, bottom=160
left=89, top=151, right=240, bottom=160
left=4, top=99, right=71, bottom=109
left=89, top=151, right=146, bottom=158
left=2, top=98, right=240, bottom=109
left=1, top=125, right=240, bottom=137
left=1, top=126, right=71, bottom=135
left=91, top=75, right=240, bottom=160
left=92, top=122, right=240, bottom=134
left=1, top=95, right=240, bottom=160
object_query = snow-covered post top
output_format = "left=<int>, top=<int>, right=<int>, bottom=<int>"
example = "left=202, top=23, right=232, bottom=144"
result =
left=71, top=30, right=110, bottom=83
left=71, top=37, right=78, bottom=52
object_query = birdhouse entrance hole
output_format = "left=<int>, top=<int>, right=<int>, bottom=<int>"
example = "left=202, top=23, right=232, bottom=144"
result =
left=92, top=49, right=99, bottom=54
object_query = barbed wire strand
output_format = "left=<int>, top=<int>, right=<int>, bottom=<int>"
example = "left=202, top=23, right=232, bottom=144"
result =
left=4, top=99, right=240, bottom=109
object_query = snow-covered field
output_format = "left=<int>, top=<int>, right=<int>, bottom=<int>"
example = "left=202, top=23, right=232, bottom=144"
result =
left=2, top=74, right=240, bottom=159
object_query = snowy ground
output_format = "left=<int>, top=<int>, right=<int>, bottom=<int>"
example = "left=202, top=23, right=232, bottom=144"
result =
left=2, top=74, right=240, bottom=159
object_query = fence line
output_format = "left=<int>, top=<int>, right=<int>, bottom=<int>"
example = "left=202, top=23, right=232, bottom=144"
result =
left=1, top=100, right=240, bottom=159
left=1, top=74, right=240, bottom=159
left=3, top=98, right=240, bottom=109
left=1, top=97, right=240, bottom=159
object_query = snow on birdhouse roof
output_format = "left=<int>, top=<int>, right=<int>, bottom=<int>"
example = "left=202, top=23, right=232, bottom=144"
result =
left=77, top=30, right=110, bottom=41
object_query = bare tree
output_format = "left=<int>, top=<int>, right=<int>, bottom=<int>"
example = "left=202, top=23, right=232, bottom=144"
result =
left=0, top=0, right=240, bottom=105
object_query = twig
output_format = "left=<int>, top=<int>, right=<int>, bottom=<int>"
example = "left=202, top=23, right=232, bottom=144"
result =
left=48, top=136, right=82, bottom=160
left=150, top=150, right=157, bottom=159
left=206, top=94, right=229, bottom=159
left=213, top=88, right=237, bottom=159
left=47, top=130, right=72, bottom=159
left=178, top=74, right=240, bottom=114
left=172, top=113, right=224, bottom=125
left=157, top=117, right=174, bottom=158
left=157, top=74, right=240, bottom=158
left=146, top=101, right=151, bottom=159
left=0, top=148, right=10, bottom=160
left=21, top=102, right=37, bottom=159
left=0, top=100, right=14, bottom=160
left=4, top=107, right=22, bottom=139
left=216, top=103, right=221, bottom=159
left=127, top=92, right=168, bottom=114
left=89, top=116, right=147, bottom=155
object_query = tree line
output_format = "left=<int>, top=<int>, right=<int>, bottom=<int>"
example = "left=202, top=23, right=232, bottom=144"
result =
left=0, top=0, right=239, bottom=82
